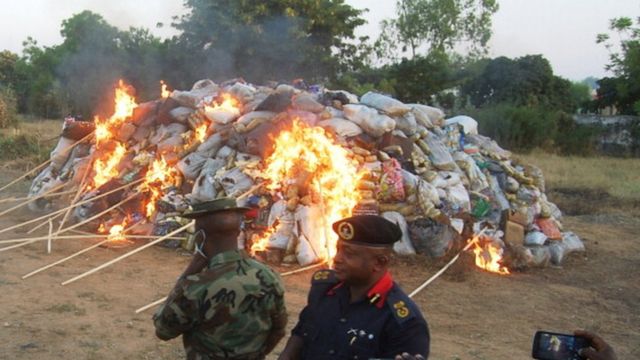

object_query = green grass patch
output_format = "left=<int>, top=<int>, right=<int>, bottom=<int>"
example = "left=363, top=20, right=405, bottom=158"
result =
left=516, top=151, right=640, bottom=200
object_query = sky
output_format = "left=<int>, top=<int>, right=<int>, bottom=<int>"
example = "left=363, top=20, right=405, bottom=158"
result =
left=0, top=0, right=638, bottom=81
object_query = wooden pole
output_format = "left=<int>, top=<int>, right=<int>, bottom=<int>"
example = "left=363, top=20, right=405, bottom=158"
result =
left=21, top=220, right=143, bottom=279
left=0, top=194, right=137, bottom=253
left=27, top=212, right=63, bottom=235
left=22, top=239, right=109, bottom=279
left=0, top=178, right=143, bottom=235
left=408, top=228, right=488, bottom=298
left=280, top=261, right=325, bottom=277
left=0, top=182, right=67, bottom=218
left=0, top=189, right=75, bottom=204
left=0, top=133, right=93, bottom=193
left=61, top=221, right=194, bottom=286
left=47, top=218, right=53, bottom=254
left=135, top=296, right=167, bottom=314
left=53, top=157, right=93, bottom=237
left=54, top=193, right=139, bottom=236
left=236, top=182, right=264, bottom=200
left=0, top=234, right=186, bottom=245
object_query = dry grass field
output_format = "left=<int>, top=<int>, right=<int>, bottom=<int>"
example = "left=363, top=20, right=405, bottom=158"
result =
left=0, top=126, right=638, bottom=359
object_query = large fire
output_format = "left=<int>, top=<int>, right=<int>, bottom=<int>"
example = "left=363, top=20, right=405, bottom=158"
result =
left=141, top=157, right=181, bottom=218
left=205, top=93, right=241, bottom=114
left=91, top=80, right=137, bottom=188
left=469, top=236, right=510, bottom=275
left=250, top=120, right=365, bottom=261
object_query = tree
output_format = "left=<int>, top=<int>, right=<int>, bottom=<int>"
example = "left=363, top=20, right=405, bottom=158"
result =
left=172, top=0, right=367, bottom=83
left=377, top=0, right=499, bottom=60
left=460, top=55, right=575, bottom=112
left=55, top=11, right=127, bottom=117
left=596, top=16, right=640, bottom=114
left=0, top=50, right=19, bottom=88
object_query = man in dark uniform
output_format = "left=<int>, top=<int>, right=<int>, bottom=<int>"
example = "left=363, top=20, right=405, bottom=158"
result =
left=278, top=215, right=430, bottom=360
left=153, top=198, right=287, bottom=360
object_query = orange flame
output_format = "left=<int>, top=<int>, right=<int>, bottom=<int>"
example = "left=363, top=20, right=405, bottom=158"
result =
left=469, top=236, right=510, bottom=275
left=195, top=122, right=208, bottom=143
left=253, top=120, right=365, bottom=261
left=93, top=142, right=127, bottom=188
left=160, top=80, right=171, bottom=99
left=205, top=93, right=240, bottom=114
left=91, top=80, right=137, bottom=188
left=107, top=220, right=127, bottom=242
left=249, top=224, right=279, bottom=257
left=141, top=157, right=181, bottom=218
left=183, top=121, right=210, bottom=150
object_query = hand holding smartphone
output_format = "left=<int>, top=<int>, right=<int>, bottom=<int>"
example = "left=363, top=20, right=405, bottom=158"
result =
left=532, top=331, right=589, bottom=360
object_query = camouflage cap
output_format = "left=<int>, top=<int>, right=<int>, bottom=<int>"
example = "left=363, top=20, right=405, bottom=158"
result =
left=181, top=198, right=249, bottom=219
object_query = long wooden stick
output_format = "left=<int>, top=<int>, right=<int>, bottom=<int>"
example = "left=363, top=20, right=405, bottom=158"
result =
left=280, top=262, right=325, bottom=276
left=0, top=178, right=143, bottom=235
left=27, top=212, right=64, bottom=235
left=22, top=239, right=109, bottom=279
left=54, top=157, right=93, bottom=237
left=54, top=193, right=138, bottom=236
left=21, top=220, right=143, bottom=279
left=236, top=182, right=264, bottom=200
left=47, top=218, right=53, bottom=254
left=61, top=221, right=194, bottom=286
left=0, top=234, right=186, bottom=245
left=0, top=133, right=93, bottom=193
left=408, top=228, right=488, bottom=298
left=135, top=296, right=167, bottom=314
left=135, top=259, right=324, bottom=314
left=0, top=189, right=75, bottom=204
left=0, top=182, right=67, bottom=218
left=0, top=194, right=137, bottom=253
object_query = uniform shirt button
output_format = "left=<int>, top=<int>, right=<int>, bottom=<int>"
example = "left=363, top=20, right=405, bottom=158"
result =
left=329, top=349, right=335, bottom=355
left=339, top=318, right=347, bottom=323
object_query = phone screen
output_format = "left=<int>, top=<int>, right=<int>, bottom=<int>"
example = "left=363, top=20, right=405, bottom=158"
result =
left=533, top=332, right=589, bottom=360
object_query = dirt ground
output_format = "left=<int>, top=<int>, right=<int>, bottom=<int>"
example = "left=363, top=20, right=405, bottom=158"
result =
left=0, top=170, right=638, bottom=360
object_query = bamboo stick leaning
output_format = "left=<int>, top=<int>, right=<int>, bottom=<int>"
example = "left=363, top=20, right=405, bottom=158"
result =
left=61, top=221, right=194, bottom=286
left=0, top=178, right=144, bottom=236
left=0, top=133, right=93, bottom=193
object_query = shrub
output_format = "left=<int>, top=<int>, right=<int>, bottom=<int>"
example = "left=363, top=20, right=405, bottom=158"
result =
left=465, top=104, right=600, bottom=155
left=0, top=88, right=19, bottom=128
left=0, top=134, right=48, bottom=161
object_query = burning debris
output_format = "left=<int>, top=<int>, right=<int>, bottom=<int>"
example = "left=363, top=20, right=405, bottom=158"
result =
left=24, top=78, right=585, bottom=272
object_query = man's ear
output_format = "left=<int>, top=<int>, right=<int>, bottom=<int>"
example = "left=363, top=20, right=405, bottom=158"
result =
left=373, top=253, right=391, bottom=271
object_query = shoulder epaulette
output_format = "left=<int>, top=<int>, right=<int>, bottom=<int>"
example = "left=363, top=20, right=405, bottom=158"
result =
left=386, top=288, right=418, bottom=325
left=310, top=269, right=338, bottom=285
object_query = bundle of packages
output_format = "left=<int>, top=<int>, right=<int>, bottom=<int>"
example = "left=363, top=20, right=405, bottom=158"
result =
left=27, top=79, right=583, bottom=269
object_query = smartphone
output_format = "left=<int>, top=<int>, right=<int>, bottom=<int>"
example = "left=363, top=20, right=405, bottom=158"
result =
left=532, top=331, right=590, bottom=360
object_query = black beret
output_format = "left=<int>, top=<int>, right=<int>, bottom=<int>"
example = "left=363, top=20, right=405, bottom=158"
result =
left=332, top=215, right=402, bottom=247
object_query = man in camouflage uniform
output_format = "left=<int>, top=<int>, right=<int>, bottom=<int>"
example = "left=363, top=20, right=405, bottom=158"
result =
left=154, top=198, right=287, bottom=360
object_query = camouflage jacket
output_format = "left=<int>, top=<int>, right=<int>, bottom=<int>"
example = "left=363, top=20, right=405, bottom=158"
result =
left=153, top=250, right=287, bottom=360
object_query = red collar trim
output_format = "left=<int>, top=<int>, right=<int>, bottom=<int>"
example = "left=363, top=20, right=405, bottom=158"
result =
left=367, top=271, right=394, bottom=309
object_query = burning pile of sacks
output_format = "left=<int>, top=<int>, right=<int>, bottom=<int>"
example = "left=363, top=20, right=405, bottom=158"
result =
left=27, top=78, right=584, bottom=269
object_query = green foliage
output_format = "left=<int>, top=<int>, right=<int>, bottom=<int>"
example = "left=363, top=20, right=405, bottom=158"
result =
left=570, top=81, right=592, bottom=113
left=172, top=0, right=368, bottom=83
left=596, top=16, right=640, bottom=115
left=0, top=133, right=47, bottom=160
left=0, top=87, right=19, bottom=128
left=332, top=50, right=462, bottom=106
left=460, top=55, right=576, bottom=112
left=465, top=104, right=599, bottom=155
left=377, top=0, right=499, bottom=59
